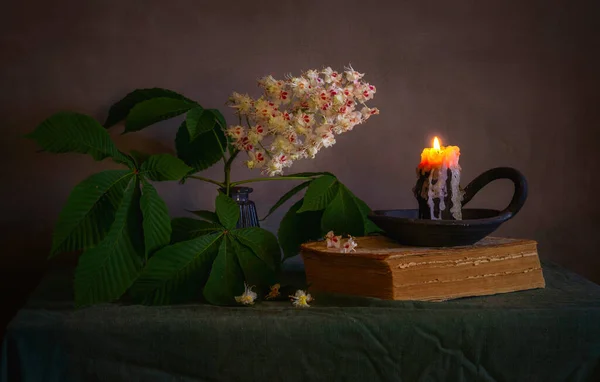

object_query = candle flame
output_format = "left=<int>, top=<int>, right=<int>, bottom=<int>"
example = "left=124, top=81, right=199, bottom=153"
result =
left=433, top=136, right=441, bottom=150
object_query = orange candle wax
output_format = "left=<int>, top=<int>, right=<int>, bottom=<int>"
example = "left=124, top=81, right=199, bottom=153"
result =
left=418, top=137, right=461, bottom=175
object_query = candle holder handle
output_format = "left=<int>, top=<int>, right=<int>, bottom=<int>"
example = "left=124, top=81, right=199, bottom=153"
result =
left=462, top=167, right=528, bottom=221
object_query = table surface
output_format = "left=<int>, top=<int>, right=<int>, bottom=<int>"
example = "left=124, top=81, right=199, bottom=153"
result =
left=2, top=261, right=600, bottom=382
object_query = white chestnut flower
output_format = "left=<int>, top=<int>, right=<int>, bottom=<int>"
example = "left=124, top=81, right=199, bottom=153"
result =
left=319, top=131, right=336, bottom=148
left=322, top=67, right=341, bottom=84
left=245, top=150, right=266, bottom=169
left=235, top=283, right=258, bottom=305
left=289, top=77, right=311, bottom=97
left=360, top=106, right=380, bottom=121
left=264, top=160, right=284, bottom=177
left=226, top=126, right=246, bottom=139
left=290, top=290, right=313, bottom=308
left=341, top=236, right=358, bottom=253
left=265, top=284, right=281, bottom=300
left=228, top=92, right=253, bottom=114
left=325, top=231, right=342, bottom=248
left=344, top=65, right=365, bottom=82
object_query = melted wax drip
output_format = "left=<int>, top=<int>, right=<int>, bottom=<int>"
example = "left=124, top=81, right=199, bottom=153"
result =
left=426, top=164, right=463, bottom=220
left=449, top=166, right=462, bottom=220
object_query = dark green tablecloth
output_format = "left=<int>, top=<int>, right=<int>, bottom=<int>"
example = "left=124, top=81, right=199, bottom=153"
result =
left=2, top=261, right=600, bottom=382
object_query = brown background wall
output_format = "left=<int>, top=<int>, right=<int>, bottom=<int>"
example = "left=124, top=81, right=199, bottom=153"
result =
left=1, top=0, right=599, bottom=317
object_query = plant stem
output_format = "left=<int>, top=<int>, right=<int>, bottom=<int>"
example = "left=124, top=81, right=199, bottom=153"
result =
left=231, top=176, right=316, bottom=187
left=213, top=129, right=227, bottom=165
left=188, top=175, right=224, bottom=187
left=224, top=149, right=240, bottom=195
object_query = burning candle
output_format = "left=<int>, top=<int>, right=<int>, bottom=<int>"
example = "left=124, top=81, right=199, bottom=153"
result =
left=414, top=137, right=463, bottom=220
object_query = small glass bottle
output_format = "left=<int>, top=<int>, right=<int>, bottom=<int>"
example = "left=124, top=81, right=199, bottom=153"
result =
left=226, top=187, right=260, bottom=228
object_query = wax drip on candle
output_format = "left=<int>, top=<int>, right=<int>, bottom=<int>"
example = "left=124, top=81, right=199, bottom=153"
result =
left=449, top=166, right=462, bottom=220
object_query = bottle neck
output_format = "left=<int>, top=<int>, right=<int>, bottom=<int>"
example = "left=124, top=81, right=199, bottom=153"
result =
left=220, top=186, right=253, bottom=202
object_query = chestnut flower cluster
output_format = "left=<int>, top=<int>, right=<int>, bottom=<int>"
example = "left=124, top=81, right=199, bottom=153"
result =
left=226, top=66, right=379, bottom=176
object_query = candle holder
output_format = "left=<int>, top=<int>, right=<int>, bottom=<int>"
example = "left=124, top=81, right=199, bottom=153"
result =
left=368, top=167, right=528, bottom=247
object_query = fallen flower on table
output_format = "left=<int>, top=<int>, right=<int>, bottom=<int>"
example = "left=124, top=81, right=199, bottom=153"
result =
left=341, top=236, right=358, bottom=253
left=265, top=283, right=281, bottom=300
left=290, top=289, right=313, bottom=308
left=235, top=283, right=258, bottom=305
left=325, top=230, right=342, bottom=248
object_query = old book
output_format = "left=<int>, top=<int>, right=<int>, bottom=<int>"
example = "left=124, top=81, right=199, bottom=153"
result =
left=300, top=235, right=546, bottom=301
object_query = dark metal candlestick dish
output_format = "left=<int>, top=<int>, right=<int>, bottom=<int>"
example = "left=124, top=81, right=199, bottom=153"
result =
left=368, top=167, right=528, bottom=247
